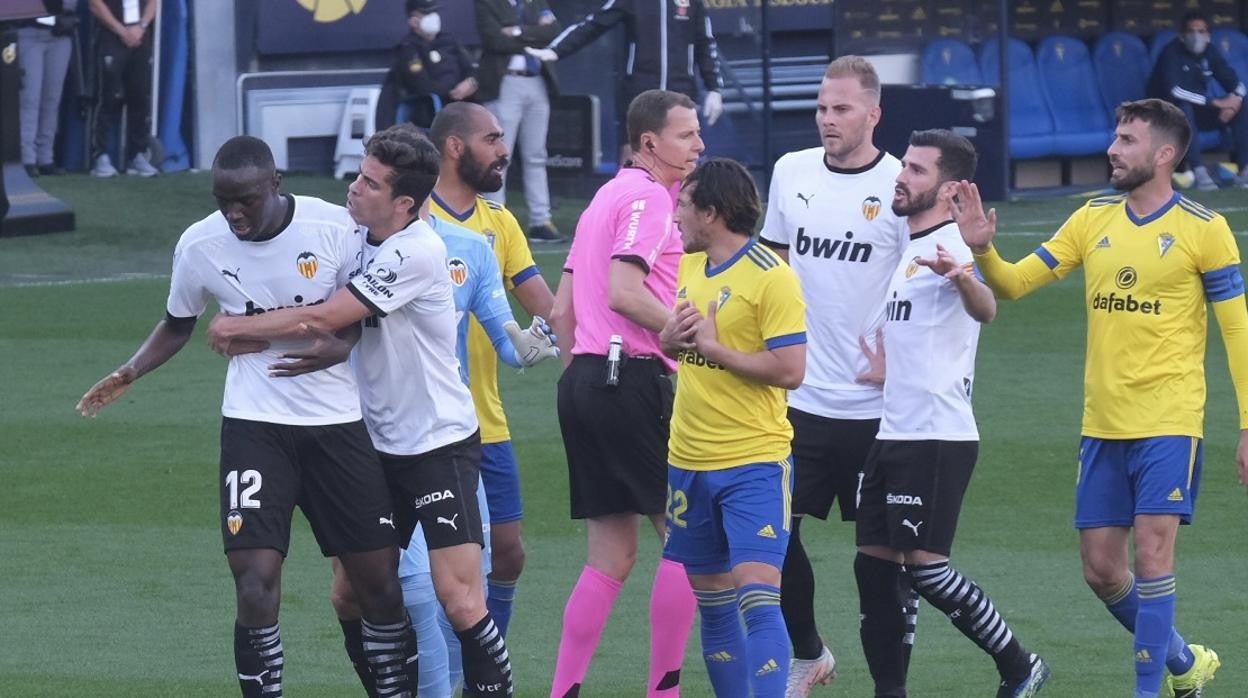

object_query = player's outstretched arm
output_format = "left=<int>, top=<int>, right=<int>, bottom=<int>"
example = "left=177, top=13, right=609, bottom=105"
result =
left=1210, top=297, right=1248, bottom=486
left=549, top=272, right=576, bottom=368
left=692, top=301, right=806, bottom=389
left=946, top=181, right=1063, bottom=301
left=76, top=315, right=197, bottom=417
left=206, top=287, right=372, bottom=355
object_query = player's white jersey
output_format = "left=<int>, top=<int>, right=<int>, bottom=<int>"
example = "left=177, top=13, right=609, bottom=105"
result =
left=347, top=219, right=479, bottom=456
left=167, top=194, right=363, bottom=426
left=877, top=221, right=981, bottom=441
left=760, top=147, right=908, bottom=420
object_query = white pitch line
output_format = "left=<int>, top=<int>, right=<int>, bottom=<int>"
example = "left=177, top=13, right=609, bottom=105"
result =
left=2, top=272, right=168, bottom=288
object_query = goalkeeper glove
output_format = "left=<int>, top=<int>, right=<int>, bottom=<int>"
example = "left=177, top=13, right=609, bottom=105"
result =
left=504, top=315, right=560, bottom=367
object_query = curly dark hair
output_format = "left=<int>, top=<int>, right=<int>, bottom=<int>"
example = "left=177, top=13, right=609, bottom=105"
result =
left=682, top=158, right=761, bottom=236
left=363, top=123, right=441, bottom=214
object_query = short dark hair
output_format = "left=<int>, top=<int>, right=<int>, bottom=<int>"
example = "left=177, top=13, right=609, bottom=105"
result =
left=1181, top=11, right=1208, bottom=29
left=1115, top=98, right=1192, bottom=160
left=626, top=89, right=697, bottom=152
left=364, top=123, right=441, bottom=214
left=908, top=129, right=977, bottom=182
left=682, top=158, right=761, bottom=236
left=213, top=136, right=275, bottom=174
left=428, top=101, right=482, bottom=154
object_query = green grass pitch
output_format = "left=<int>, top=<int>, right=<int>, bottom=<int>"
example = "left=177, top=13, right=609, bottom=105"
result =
left=2, top=173, right=1247, bottom=696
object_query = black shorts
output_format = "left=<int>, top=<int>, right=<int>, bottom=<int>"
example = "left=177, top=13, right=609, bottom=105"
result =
left=380, top=431, right=485, bottom=551
left=558, top=354, right=672, bottom=519
left=789, top=409, right=879, bottom=521
left=855, top=439, right=978, bottom=556
left=219, top=417, right=396, bottom=557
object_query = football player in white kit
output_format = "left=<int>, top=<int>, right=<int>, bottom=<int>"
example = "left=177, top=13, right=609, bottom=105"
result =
left=853, top=129, right=1049, bottom=698
left=207, top=124, right=515, bottom=697
left=756, top=56, right=912, bottom=696
left=76, top=136, right=419, bottom=698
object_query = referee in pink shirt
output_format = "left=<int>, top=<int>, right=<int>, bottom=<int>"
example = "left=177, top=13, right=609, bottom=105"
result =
left=547, top=90, right=704, bottom=698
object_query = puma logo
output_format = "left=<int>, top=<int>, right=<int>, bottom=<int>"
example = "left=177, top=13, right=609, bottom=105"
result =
left=901, top=519, right=923, bottom=536
left=796, top=192, right=814, bottom=208
left=379, top=515, right=394, bottom=528
left=221, top=267, right=241, bottom=282
left=237, top=670, right=268, bottom=686
left=437, top=514, right=459, bottom=531
left=394, top=249, right=409, bottom=265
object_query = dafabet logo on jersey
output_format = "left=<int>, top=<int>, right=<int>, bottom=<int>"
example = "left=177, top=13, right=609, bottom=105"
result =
left=862, top=196, right=882, bottom=221
left=227, top=510, right=244, bottom=535
left=296, top=0, right=367, bottom=23
left=447, top=257, right=469, bottom=286
left=296, top=251, right=319, bottom=279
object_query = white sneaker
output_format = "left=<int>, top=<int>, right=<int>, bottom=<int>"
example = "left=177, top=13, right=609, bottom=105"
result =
left=126, top=152, right=159, bottom=177
left=91, top=154, right=118, bottom=178
left=1192, top=165, right=1219, bottom=191
left=785, top=645, right=836, bottom=697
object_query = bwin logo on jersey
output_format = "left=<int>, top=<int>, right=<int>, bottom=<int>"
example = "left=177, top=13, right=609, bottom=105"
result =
left=886, top=493, right=924, bottom=505
left=413, top=489, right=455, bottom=509
left=885, top=291, right=912, bottom=322
left=447, top=257, right=469, bottom=286
left=795, top=228, right=872, bottom=263
left=862, top=196, right=882, bottom=221
left=296, top=251, right=318, bottom=279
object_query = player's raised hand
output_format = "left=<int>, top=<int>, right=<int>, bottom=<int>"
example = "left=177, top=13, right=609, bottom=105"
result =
left=76, top=366, right=138, bottom=417
left=505, top=316, right=561, bottom=368
left=945, top=180, right=997, bottom=254
left=269, top=324, right=351, bottom=377
left=915, top=243, right=971, bottom=280
left=856, top=328, right=886, bottom=385
left=659, top=301, right=700, bottom=357
left=693, top=300, right=721, bottom=354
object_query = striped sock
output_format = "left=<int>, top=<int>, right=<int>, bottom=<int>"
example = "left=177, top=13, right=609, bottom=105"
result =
left=457, top=614, right=512, bottom=697
left=738, top=583, right=789, bottom=698
left=338, top=618, right=377, bottom=697
left=899, top=566, right=920, bottom=673
left=694, top=588, right=748, bottom=697
left=362, top=617, right=418, bottom=697
left=234, top=622, right=284, bottom=697
left=1103, top=574, right=1194, bottom=676
left=487, top=578, right=518, bottom=637
left=1135, top=575, right=1177, bottom=697
left=909, top=560, right=1030, bottom=682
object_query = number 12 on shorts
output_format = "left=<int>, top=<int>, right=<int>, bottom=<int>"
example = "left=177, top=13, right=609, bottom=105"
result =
left=226, top=469, right=263, bottom=509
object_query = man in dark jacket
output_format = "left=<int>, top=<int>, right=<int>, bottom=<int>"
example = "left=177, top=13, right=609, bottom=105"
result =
left=377, top=0, right=478, bottom=130
left=1148, top=10, right=1248, bottom=189
left=529, top=0, right=725, bottom=155
left=475, top=0, right=564, bottom=242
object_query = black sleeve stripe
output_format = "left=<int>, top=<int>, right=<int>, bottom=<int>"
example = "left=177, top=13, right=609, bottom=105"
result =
left=611, top=254, right=651, bottom=275
left=562, top=267, right=573, bottom=274
left=164, top=313, right=197, bottom=330
left=347, top=283, right=387, bottom=318
left=758, top=236, right=789, bottom=250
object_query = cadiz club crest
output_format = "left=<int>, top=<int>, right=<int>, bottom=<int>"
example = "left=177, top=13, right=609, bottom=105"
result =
left=227, top=510, right=243, bottom=535
left=296, top=251, right=319, bottom=279
left=447, top=257, right=469, bottom=286
left=862, top=196, right=882, bottom=221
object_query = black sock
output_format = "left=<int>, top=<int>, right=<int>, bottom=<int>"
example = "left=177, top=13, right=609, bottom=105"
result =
left=899, top=566, right=920, bottom=674
left=457, top=614, right=513, bottom=696
left=781, top=517, right=824, bottom=660
left=339, top=618, right=378, bottom=698
left=234, top=622, right=284, bottom=697
left=361, top=617, right=418, bottom=697
left=854, top=553, right=908, bottom=698
left=908, top=560, right=1030, bottom=680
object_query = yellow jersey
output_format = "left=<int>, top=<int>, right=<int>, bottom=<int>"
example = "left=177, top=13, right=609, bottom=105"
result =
left=430, top=193, right=541, bottom=443
left=978, top=193, right=1245, bottom=438
left=668, top=240, right=807, bottom=471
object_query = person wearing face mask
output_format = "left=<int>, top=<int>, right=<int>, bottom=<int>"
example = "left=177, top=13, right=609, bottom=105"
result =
left=376, top=0, right=478, bottom=131
left=1147, top=10, right=1248, bottom=190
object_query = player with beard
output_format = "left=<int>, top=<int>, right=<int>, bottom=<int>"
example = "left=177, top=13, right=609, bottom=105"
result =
left=208, top=125, right=515, bottom=697
left=756, top=56, right=913, bottom=696
left=950, top=98, right=1246, bottom=697
left=426, top=101, right=557, bottom=641
left=76, top=136, right=418, bottom=697
left=854, top=129, right=1049, bottom=698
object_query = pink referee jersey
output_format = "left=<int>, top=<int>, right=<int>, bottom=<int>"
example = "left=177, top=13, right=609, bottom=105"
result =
left=564, top=167, right=682, bottom=371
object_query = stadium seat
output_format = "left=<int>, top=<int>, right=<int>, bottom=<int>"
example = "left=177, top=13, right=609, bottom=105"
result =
left=1093, top=32, right=1150, bottom=113
left=980, top=38, right=1056, bottom=159
left=1213, top=29, right=1248, bottom=87
left=1036, top=36, right=1113, bottom=156
left=921, top=39, right=983, bottom=85
left=1150, top=29, right=1178, bottom=66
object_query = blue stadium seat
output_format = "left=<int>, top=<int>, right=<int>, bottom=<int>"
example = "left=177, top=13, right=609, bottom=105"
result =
left=1150, top=29, right=1177, bottom=66
left=980, top=38, right=1056, bottom=159
left=1213, top=29, right=1248, bottom=86
left=1036, top=36, right=1113, bottom=156
left=921, top=39, right=983, bottom=85
left=1093, top=32, right=1150, bottom=113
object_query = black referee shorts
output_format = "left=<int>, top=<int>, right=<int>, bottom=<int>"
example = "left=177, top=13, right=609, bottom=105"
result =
left=557, top=354, right=673, bottom=519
